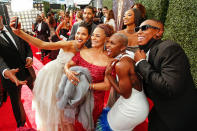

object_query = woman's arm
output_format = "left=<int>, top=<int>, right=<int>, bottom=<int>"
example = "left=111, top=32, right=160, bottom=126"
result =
left=55, top=21, right=64, bottom=40
left=14, top=30, right=74, bottom=50
left=89, top=60, right=114, bottom=91
left=89, top=76, right=111, bottom=91
left=64, top=60, right=79, bottom=85
left=69, top=11, right=73, bottom=27
left=107, top=60, right=132, bottom=99
left=10, top=17, right=74, bottom=50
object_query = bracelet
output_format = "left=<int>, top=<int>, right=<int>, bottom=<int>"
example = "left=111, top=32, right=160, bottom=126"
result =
left=89, top=84, right=94, bottom=90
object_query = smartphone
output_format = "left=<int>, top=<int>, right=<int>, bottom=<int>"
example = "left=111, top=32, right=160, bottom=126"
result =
left=15, top=17, right=19, bottom=29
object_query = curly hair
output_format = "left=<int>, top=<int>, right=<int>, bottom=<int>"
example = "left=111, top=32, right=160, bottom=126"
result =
left=97, top=24, right=114, bottom=37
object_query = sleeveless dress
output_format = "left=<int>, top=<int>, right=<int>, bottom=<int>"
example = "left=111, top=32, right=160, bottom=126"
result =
left=32, top=49, right=74, bottom=131
left=60, top=28, right=69, bottom=39
left=71, top=52, right=107, bottom=130
left=96, top=54, right=149, bottom=131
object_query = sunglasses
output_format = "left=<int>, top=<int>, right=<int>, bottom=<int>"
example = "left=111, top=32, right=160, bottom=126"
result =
left=135, top=25, right=160, bottom=32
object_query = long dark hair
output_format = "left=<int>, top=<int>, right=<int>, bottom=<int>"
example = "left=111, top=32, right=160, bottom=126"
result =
left=79, top=21, right=92, bottom=35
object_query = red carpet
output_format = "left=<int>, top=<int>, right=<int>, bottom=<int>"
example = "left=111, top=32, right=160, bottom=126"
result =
left=0, top=45, right=152, bottom=131
left=0, top=56, right=43, bottom=130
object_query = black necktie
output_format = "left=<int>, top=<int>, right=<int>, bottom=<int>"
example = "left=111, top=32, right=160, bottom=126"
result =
left=1, top=30, right=16, bottom=48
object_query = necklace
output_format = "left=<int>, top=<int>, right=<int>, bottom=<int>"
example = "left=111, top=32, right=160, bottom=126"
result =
left=125, top=29, right=134, bottom=34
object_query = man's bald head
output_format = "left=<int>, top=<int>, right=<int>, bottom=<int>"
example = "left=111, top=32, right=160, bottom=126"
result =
left=146, top=19, right=164, bottom=31
left=144, top=19, right=164, bottom=38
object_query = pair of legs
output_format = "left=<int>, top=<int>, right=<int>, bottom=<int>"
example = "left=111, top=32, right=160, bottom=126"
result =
left=2, top=75, right=34, bottom=127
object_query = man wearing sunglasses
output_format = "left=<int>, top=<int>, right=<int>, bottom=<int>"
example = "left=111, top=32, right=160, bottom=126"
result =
left=134, top=19, right=197, bottom=131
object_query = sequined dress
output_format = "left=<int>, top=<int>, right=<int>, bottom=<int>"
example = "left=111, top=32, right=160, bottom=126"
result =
left=72, top=52, right=107, bottom=130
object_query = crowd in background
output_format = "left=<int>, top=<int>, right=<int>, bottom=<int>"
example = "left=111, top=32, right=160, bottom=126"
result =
left=32, top=6, right=118, bottom=61
left=1, top=2, right=197, bottom=131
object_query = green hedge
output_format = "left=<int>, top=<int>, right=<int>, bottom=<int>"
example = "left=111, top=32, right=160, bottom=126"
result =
left=134, top=0, right=169, bottom=23
left=43, top=1, right=50, bottom=15
left=163, top=0, right=197, bottom=86
left=134, top=0, right=197, bottom=86
left=103, top=0, right=113, bottom=9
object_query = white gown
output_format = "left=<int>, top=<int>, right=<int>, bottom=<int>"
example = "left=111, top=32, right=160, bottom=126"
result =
left=107, top=53, right=149, bottom=131
left=107, top=88, right=149, bottom=131
left=32, top=49, right=74, bottom=131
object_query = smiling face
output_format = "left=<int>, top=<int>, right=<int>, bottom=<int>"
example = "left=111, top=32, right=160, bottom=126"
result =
left=91, top=27, right=107, bottom=48
left=75, top=26, right=89, bottom=46
left=106, top=34, right=127, bottom=58
left=102, top=8, right=108, bottom=16
left=123, top=9, right=135, bottom=26
left=137, top=20, right=161, bottom=46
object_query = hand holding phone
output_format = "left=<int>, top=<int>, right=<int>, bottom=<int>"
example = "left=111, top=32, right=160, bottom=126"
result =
left=15, top=17, right=19, bottom=29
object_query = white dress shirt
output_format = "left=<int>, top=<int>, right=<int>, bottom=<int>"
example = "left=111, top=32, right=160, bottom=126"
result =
left=0, top=26, right=18, bottom=49
left=135, top=50, right=150, bottom=66
left=0, top=26, right=32, bottom=79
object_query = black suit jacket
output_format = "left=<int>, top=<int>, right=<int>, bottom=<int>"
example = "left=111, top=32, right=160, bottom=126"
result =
left=0, top=25, right=33, bottom=86
left=33, top=21, right=50, bottom=42
left=136, top=40, right=197, bottom=131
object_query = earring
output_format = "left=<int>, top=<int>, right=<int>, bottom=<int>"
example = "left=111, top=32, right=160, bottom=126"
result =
left=103, top=43, right=106, bottom=51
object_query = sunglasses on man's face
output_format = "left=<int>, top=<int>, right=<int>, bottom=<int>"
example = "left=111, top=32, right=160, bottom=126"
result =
left=134, top=25, right=160, bottom=32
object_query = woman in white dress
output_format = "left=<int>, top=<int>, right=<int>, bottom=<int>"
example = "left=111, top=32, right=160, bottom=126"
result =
left=96, top=33, right=149, bottom=131
left=105, top=10, right=116, bottom=31
left=10, top=20, right=91, bottom=131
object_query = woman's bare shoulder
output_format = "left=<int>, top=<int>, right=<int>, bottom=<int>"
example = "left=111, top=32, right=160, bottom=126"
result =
left=117, top=30, right=125, bottom=33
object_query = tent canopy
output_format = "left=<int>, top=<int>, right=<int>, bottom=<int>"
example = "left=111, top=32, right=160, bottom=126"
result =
left=74, top=0, right=91, bottom=5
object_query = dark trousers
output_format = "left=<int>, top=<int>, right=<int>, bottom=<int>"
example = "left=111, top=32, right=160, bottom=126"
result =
left=2, top=75, right=34, bottom=127
left=0, top=79, right=5, bottom=103
left=148, top=107, right=169, bottom=131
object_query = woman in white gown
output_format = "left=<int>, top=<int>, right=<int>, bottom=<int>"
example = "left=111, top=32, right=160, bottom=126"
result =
left=10, top=20, right=91, bottom=131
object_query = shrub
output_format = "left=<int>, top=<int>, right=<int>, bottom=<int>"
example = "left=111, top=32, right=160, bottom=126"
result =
left=134, top=0, right=169, bottom=23
left=163, top=0, right=197, bottom=86
left=103, top=0, right=113, bottom=9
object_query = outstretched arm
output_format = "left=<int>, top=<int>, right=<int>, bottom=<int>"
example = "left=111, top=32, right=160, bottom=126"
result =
left=10, top=17, right=74, bottom=50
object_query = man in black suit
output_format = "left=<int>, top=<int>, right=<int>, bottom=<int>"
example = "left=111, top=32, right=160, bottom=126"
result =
left=68, top=6, right=97, bottom=48
left=134, top=19, right=197, bottom=131
left=33, top=14, right=50, bottom=60
left=0, top=15, right=35, bottom=127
